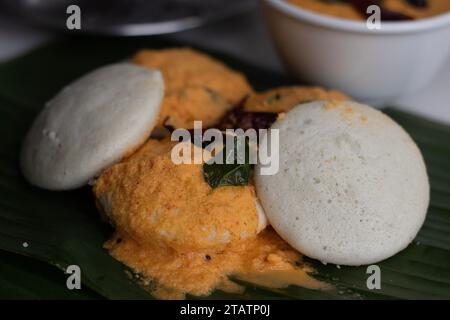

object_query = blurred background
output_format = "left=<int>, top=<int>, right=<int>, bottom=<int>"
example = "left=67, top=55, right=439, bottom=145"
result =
left=0, top=0, right=449, bottom=123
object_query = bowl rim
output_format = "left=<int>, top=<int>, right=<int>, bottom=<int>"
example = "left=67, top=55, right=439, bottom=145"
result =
left=263, top=0, right=450, bottom=34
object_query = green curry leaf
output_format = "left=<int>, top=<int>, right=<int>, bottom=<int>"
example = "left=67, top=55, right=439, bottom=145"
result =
left=203, top=135, right=251, bottom=188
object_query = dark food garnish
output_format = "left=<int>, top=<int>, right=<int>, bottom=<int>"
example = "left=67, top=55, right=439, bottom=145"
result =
left=407, top=0, right=428, bottom=8
left=218, top=106, right=278, bottom=133
left=321, top=0, right=427, bottom=11
left=380, top=8, right=413, bottom=21
left=164, top=105, right=278, bottom=142
left=348, top=0, right=414, bottom=21
left=349, top=0, right=380, bottom=12
left=162, top=119, right=176, bottom=134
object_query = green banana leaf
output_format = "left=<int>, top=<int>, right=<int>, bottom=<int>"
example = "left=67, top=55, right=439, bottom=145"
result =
left=0, top=249, right=101, bottom=299
left=0, top=37, right=449, bottom=299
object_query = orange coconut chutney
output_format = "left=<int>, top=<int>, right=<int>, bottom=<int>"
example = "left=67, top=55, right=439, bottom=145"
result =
left=105, top=227, right=327, bottom=299
left=94, top=139, right=263, bottom=252
left=132, top=48, right=253, bottom=128
left=244, top=86, right=349, bottom=113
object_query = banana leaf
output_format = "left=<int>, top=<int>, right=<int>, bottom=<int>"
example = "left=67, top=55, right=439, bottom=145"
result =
left=0, top=37, right=449, bottom=299
left=0, top=249, right=101, bottom=299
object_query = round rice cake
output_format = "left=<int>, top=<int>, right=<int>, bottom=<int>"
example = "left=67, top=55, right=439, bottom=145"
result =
left=255, top=100, right=429, bottom=266
left=21, top=63, right=164, bottom=190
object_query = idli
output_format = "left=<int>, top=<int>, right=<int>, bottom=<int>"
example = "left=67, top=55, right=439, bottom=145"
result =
left=255, top=100, right=429, bottom=266
left=21, top=63, right=164, bottom=190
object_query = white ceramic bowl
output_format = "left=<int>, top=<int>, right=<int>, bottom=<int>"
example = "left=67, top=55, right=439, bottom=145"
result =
left=262, top=0, right=450, bottom=105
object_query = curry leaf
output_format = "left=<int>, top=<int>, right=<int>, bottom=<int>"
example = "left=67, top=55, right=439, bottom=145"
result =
left=203, top=135, right=251, bottom=188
